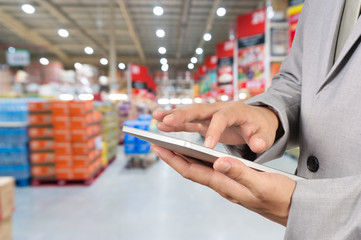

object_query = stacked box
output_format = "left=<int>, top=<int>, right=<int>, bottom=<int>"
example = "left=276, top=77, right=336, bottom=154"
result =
left=94, top=102, right=119, bottom=166
left=123, top=119, right=151, bottom=154
left=0, top=177, right=15, bottom=240
left=67, top=101, right=102, bottom=179
left=118, top=103, right=138, bottom=143
left=0, top=99, right=30, bottom=185
left=29, top=100, right=103, bottom=181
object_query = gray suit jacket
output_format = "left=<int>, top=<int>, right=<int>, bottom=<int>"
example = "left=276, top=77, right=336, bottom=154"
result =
left=226, top=0, right=361, bottom=239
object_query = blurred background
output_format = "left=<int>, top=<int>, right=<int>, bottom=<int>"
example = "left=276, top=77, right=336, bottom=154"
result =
left=0, top=0, right=303, bottom=239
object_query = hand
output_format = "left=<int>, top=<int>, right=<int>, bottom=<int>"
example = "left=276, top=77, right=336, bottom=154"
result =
left=151, top=145, right=296, bottom=226
left=153, top=102, right=279, bottom=154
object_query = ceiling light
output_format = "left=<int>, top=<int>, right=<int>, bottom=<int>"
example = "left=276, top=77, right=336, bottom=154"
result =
left=158, top=47, right=166, bottom=54
left=78, top=94, right=94, bottom=101
left=21, top=4, right=35, bottom=14
left=100, top=58, right=108, bottom=65
left=39, top=58, right=49, bottom=65
left=118, top=63, right=126, bottom=70
left=153, top=6, right=164, bottom=16
left=221, top=95, right=229, bottom=102
left=156, top=29, right=165, bottom=38
left=74, top=62, right=82, bottom=69
left=188, top=63, right=194, bottom=70
left=58, top=29, right=69, bottom=38
left=216, top=7, right=226, bottom=17
left=191, top=57, right=198, bottom=64
left=196, top=48, right=203, bottom=55
left=170, top=98, right=181, bottom=105
left=239, top=92, right=248, bottom=100
left=108, top=93, right=128, bottom=101
left=181, top=98, right=193, bottom=105
left=84, top=46, right=94, bottom=55
left=161, top=64, right=169, bottom=72
left=59, top=94, right=74, bottom=101
left=160, top=58, right=167, bottom=65
left=194, top=97, right=202, bottom=103
left=7, top=47, right=16, bottom=53
left=203, top=33, right=212, bottom=41
left=157, top=98, right=170, bottom=105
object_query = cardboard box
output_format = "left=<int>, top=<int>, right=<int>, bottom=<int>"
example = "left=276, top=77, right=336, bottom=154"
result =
left=28, top=127, right=54, bottom=139
left=70, top=114, right=94, bottom=129
left=53, top=129, right=71, bottom=142
left=0, top=217, right=12, bottom=240
left=71, top=126, right=101, bottom=142
left=31, top=166, right=56, bottom=177
left=52, top=115, right=71, bottom=129
left=0, top=177, right=15, bottom=221
left=53, top=142, right=72, bottom=155
left=29, top=140, right=54, bottom=152
left=28, top=101, right=51, bottom=112
left=29, top=114, right=52, bottom=125
left=30, top=152, right=55, bottom=164
left=69, top=101, right=93, bottom=116
left=50, top=101, right=69, bottom=116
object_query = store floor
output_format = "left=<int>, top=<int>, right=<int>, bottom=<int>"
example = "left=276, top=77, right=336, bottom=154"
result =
left=14, top=133, right=297, bottom=240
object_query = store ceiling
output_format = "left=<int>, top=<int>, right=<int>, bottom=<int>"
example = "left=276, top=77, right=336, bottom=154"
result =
left=0, top=0, right=265, bottom=75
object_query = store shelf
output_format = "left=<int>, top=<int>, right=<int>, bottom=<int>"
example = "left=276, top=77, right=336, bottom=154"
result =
left=0, top=122, right=28, bottom=127
left=270, top=56, right=286, bottom=62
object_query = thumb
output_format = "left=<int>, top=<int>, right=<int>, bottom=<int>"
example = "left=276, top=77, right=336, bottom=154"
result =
left=213, top=157, right=260, bottom=189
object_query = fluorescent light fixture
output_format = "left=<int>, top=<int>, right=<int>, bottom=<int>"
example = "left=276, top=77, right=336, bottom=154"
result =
left=74, top=62, right=82, bottom=69
left=194, top=97, right=202, bottom=103
left=203, top=33, right=212, bottom=41
left=100, top=58, right=108, bottom=65
left=191, top=57, right=198, bottom=64
left=78, top=93, right=94, bottom=101
left=153, top=6, right=164, bottom=16
left=216, top=7, right=226, bottom=17
left=108, top=93, right=128, bottom=101
left=156, top=29, right=165, bottom=38
left=39, top=58, right=49, bottom=65
left=161, top=64, right=169, bottom=72
left=188, top=63, right=194, bottom=70
left=158, top=47, right=166, bottom=54
left=160, top=58, right=167, bottom=65
left=181, top=98, right=193, bottom=105
left=157, top=98, right=170, bottom=105
left=84, top=46, right=94, bottom=55
left=220, top=95, right=229, bottom=102
left=170, top=98, right=181, bottom=105
left=58, top=29, right=69, bottom=38
left=21, top=4, right=35, bottom=14
left=118, top=63, right=126, bottom=70
left=59, top=94, right=74, bottom=101
left=239, top=92, right=248, bottom=100
left=196, top=48, right=203, bottom=55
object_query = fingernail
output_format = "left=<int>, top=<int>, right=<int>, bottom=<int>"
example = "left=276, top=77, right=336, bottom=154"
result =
left=204, top=136, right=213, bottom=148
left=216, top=161, right=231, bottom=174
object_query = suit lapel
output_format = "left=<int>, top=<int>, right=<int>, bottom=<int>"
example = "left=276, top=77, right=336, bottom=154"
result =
left=316, top=0, right=345, bottom=93
left=318, top=1, right=361, bottom=93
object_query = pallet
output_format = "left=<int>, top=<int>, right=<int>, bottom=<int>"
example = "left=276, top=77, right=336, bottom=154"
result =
left=16, top=178, right=31, bottom=187
left=30, top=156, right=117, bottom=187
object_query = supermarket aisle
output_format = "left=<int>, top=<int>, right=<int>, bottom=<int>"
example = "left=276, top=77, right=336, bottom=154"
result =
left=14, top=133, right=296, bottom=240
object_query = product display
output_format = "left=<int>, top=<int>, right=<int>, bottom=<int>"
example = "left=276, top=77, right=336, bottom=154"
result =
left=29, top=100, right=104, bottom=185
left=0, top=99, right=30, bottom=186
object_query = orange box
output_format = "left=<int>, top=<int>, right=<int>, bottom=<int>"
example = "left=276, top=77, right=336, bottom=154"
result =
left=73, top=165, right=95, bottom=180
left=50, top=101, right=69, bottom=116
left=52, top=115, right=71, bottom=129
left=54, top=155, right=72, bottom=168
left=71, top=126, right=99, bottom=142
left=70, top=114, right=93, bottom=129
left=72, top=139, right=95, bottom=155
left=53, top=129, right=71, bottom=142
left=30, top=152, right=55, bottom=164
left=54, top=142, right=72, bottom=155
left=28, top=101, right=51, bottom=112
left=92, top=112, right=102, bottom=123
left=29, top=140, right=54, bottom=151
left=29, top=114, right=52, bottom=125
left=28, top=127, right=54, bottom=139
left=72, top=149, right=101, bottom=167
left=69, top=101, right=93, bottom=116
left=31, top=165, right=56, bottom=177
left=55, top=168, right=73, bottom=180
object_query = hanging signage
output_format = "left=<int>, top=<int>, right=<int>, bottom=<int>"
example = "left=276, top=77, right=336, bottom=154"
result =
left=288, top=4, right=303, bottom=48
left=236, top=8, right=266, bottom=95
left=216, top=40, right=234, bottom=87
left=6, top=49, right=30, bottom=67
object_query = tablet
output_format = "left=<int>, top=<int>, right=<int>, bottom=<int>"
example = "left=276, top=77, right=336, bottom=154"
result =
left=122, top=126, right=305, bottom=181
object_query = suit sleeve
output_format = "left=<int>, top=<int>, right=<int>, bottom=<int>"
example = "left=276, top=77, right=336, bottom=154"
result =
left=224, top=0, right=309, bottom=164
